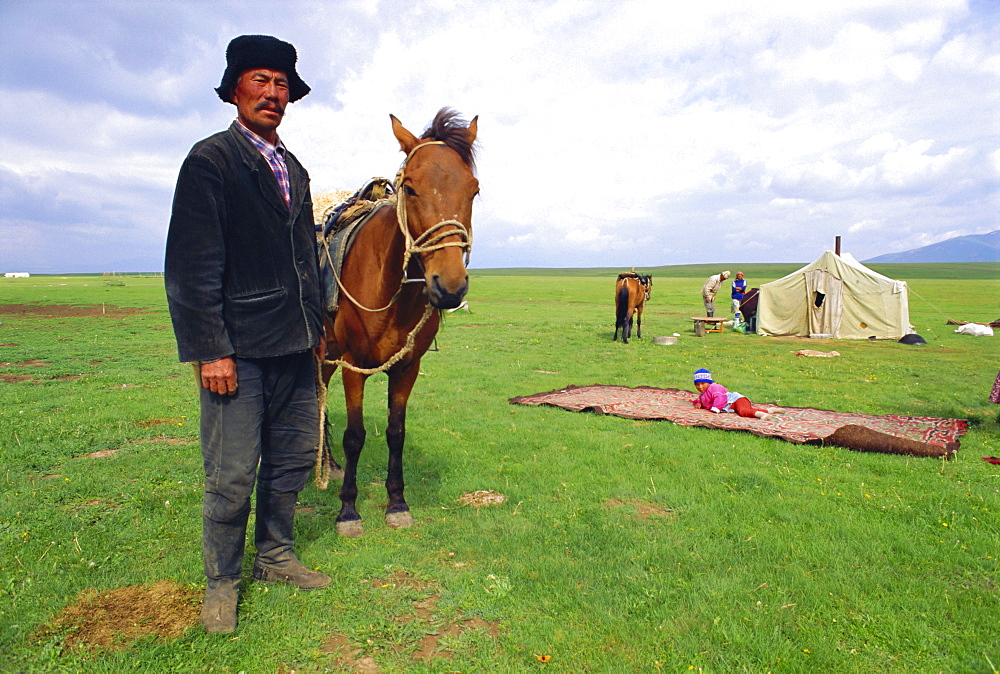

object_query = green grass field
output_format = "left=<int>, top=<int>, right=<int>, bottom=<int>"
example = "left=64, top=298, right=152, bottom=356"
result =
left=1, top=266, right=998, bottom=672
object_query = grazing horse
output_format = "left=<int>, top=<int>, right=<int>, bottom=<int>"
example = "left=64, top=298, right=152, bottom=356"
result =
left=613, top=272, right=652, bottom=344
left=321, top=109, right=479, bottom=537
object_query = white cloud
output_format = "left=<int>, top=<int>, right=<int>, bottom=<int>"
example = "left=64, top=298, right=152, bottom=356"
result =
left=877, top=140, right=968, bottom=187
left=563, top=226, right=615, bottom=249
left=848, top=219, right=881, bottom=234
left=0, top=0, right=996, bottom=271
left=759, top=21, right=937, bottom=85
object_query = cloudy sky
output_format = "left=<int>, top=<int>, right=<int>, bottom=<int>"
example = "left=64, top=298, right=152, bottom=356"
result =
left=1, top=0, right=997, bottom=273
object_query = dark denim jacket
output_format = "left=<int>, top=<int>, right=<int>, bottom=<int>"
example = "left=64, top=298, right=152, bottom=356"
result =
left=165, top=122, right=323, bottom=362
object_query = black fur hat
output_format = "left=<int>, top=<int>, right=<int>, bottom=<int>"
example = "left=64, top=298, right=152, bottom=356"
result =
left=215, top=35, right=310, bottom=103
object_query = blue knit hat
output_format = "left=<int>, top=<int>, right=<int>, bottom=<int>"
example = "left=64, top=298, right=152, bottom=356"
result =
left=694, top=368, right=713, bottom=383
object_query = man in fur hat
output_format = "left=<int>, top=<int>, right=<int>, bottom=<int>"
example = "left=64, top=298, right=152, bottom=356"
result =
left=165, top=35, right=328, bottom=634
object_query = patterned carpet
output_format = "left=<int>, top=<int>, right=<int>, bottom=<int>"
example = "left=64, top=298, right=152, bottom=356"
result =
left=509, top=384, right=967, bottom=456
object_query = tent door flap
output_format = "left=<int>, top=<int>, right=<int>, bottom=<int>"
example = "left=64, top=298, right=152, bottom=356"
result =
left=804, top=270, right=843, bottom=338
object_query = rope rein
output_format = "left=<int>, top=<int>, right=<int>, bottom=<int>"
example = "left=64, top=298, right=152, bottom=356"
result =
left=313, top=351, right=333, bottom=490
left=323, top=304, right=435, bottom=375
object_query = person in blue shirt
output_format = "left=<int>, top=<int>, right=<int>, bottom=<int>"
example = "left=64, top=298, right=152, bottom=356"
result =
left=730, top=271, right=747, bottom=320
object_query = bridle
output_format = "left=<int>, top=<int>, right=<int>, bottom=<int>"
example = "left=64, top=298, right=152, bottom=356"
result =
left=394, top=140, right=473, bottom=279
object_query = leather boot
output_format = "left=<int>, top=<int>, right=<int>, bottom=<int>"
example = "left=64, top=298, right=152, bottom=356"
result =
left=201, top=515, right=247, bottom=633
left=253, top=491, right=331, bottom=589
left=201, top=577, right=240, bottom=634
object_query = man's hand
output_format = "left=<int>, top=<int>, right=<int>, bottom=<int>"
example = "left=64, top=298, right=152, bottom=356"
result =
left=201, top=357, right=237, bottom=395
left=313, top=326, right=328, bottom=362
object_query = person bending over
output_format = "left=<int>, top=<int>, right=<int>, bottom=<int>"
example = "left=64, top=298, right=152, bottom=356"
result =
left=700, top=270, right=730, bottom=317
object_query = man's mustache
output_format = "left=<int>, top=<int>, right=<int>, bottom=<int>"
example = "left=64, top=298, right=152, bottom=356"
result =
left=255, top=102, right=285, bottom=116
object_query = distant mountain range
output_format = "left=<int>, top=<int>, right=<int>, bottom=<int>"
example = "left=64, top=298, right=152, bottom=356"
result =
left=865, top=230, right=1000, bottom=263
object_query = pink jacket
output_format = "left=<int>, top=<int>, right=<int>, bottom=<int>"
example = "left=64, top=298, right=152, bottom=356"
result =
left=694, top=382, right=736, bottom=413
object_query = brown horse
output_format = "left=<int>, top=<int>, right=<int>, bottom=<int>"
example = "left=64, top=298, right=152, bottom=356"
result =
left=613, top=273, right=652, bottom=344
left=321, top=109, right=479, bottom=537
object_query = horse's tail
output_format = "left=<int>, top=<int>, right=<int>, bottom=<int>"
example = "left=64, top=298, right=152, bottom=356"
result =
left=616, top=284, right=630, bottom=326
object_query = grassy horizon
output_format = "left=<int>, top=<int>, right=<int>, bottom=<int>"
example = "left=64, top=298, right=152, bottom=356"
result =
left=12, top=260, right=999, bottom=281
left=469, top=260, right=1000, bottom=280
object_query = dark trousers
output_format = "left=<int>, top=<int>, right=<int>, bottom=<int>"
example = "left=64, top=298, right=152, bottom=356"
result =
left=199, top=351, right=319, bottom=581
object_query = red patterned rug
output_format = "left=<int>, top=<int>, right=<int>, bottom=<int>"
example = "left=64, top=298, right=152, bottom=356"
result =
left=509, top=385, right=967, bottom=457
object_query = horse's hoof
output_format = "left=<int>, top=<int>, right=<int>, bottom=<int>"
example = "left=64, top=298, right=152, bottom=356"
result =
left=330, top=467, right=345, bottom=482
left=336, top=520, right=364, bottom=538
left=385, top=511, right=413, bottom=529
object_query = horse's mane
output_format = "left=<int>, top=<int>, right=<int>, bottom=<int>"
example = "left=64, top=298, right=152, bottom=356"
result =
left=420, top=107, right=477, bottom=172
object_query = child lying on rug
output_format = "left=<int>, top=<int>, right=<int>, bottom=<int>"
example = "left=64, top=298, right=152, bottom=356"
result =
left=692, top=368, right=786, bottom=421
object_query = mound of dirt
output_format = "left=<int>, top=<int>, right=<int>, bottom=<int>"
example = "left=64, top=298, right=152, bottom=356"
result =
left=605, top=497, right=673, bottom=521
left=35, top=580, right=200, bottom=652
left=456, top=490, right=507, bottom=507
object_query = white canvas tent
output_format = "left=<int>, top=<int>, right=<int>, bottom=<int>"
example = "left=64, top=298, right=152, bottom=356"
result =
left=757, top=250, right=911, bottom=340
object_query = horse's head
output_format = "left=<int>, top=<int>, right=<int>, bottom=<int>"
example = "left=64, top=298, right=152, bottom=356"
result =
left=642, top=275, right=652, bottom=300
left=391, top=108, right=479, bottom=309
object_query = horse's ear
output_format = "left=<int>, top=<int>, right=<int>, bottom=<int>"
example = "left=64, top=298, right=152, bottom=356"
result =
left=467, top=115, right=478, bottom=144
left=390, top=114, right=420, bottom=154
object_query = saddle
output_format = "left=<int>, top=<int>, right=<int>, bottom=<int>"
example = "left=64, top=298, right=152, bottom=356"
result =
left=318, top=178, right=395, bottom=313
left=617, top=271, right=651, bottom=288
left=321, top=177, right=394, bottom=239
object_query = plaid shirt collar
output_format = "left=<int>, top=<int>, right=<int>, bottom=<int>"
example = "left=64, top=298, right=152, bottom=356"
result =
left=235, top=120, right=290, bottom=207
